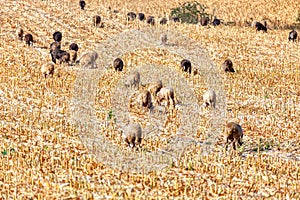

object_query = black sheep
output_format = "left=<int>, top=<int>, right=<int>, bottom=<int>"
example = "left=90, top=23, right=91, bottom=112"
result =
left=180, top=59, right=192, bottom=74
left=79, top=0, right=86, bottom=10
left=113, top=58, right=124, bottom=71
left=288, top=29, right=297, bottom=42
left=24, top=34, right=33, bottom=46
left=53, top=31, right=62, bottom=42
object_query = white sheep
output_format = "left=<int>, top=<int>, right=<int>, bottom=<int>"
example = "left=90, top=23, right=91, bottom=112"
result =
left=225, top=122, right=244, bottom=150
left=122, top=123, right=143, bottom=148
left=203, top=89, right=216, bottom=108
left=76, top=51, right=98, bottom=68
left=129, top=90, right=153, bottom=110
left=156, top=87, right=175, bottom=108
left=124, top=71, right=140, bottom=89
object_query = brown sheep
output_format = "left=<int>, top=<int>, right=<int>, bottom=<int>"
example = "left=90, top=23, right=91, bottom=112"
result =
left=122, top=123, right=143, bottom=148
left=225, top=122, right=244, bottom=150
left=160, top=17, right=168, bottom=25
left=69, top=43, right=79, bottom=52
left=50, top=41, right=61, bottom=63
left=222, top=59, right=235, bottom=72
left=156, top=87, right=175, bottom=108
left=127, top=12, right=136, bottom=21
left=76, top=51, right=98, bottom=68
left=24, top=34, right=33, bottom=46
left=113, top=58, right=124, bottom=71
left=200, top=17, right=209, bottom=26
left=16, top=28, right=24, bottom=40
left=41, top=62, right=55, bottom=78
left=69, top=50, right=77, bottom=65
left=93, top=15, right=101, bottom=27
left=147, top=16, right=155, bottom=25
left=203, top=89, right=216, bottom=108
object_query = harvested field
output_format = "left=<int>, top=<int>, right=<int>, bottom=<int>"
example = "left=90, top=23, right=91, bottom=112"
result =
left=0, top=0, right=299, bottom=199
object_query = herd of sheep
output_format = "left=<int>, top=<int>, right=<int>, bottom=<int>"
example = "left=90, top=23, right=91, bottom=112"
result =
left=14, top=0, right=299, bottom=152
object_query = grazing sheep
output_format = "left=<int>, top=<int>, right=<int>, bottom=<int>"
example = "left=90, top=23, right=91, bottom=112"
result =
left=222, top=59, right=235, bottom=73
left=138, top=13, right=145, bottom=21
left=225, top=122, right=244, bottom=150
left=124, top=71, right=140, bottom=89
left=203, top=89, right=216, bottom=108
left=113, top=58, right=124, bottom=71
left=212, top=17, right=221, bottom=26
left=79, top=0, right=86, bottom=10
left=156, top=87, right=175, bottom=108
left=16, top=28, right=24, bottom=40
left=142, top=80, right=163, bottom=97
left=180, top=59, right=192, bottom=74
left=53, top=31, right=62, bottom=42
left=147, top=16, right=155, bottom=25
left=41, top=62, right=55, bottom=78
left=122, top=123, right=143, bottom=148
left=93, top=15, right=101, bottom=27
left=50, top=42, right=61, bottom=63
left=69, top=43, right=79, bottom=52
left=129, top=90, right=153, bottom=110
left=69, top=50, right=77, bottom=65
left=76, top=51, right=98, bottom=68
left=54, top=50, right=70, bottom=64
left=288, top=29, right=297, bottom=42
left=127, top=12, right=136, bottom=21
left=255, top=20, right=267, bottom=32
left=170, top=16, right=180, bottom=23
left=160, top=17, right=168, bottom=25
left=161, top=34, right=167, bottom=45
left=24, top=34, right=33, bottom=46
left=200, top=17, right=209, bottom=26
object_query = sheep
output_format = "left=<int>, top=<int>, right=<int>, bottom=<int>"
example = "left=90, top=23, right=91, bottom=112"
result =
left=200, top=17, right=209, bottom=26
left=212, top=17, right=221, bottom=26
left=52, top=49, right=70, bottom=64
left=156, top=87, right=175, bottom=108
left=180, top=59, right=192, bottom=74
left=170, top=16, right=180, bottom=23
left=24, top=33, right=33, bottom=46
left=16, top=28, right=24, bottom=40
left=124, top=71, right=140, bottom=89
left=50, top=41, right=61, bottom=63
left=141, top=80, right=163, bottom=97
left=222, top=59, right=235, bottom=73
left=255, top=20, right=267, bottom=32
left=203, top=89, right=216, bottom=108
left=129, top=90, right=153, bottom=110
left=69, top=43, right=79, bottom=52
left=127, top=12, right=136, bottom=21
left=76, top=51, right=98, bottom=68
left=69, top=50, right=77, bottom=65
left=122, top=123, right=142, bottom=148
left=79, top=0, right=86, bottom=10
left=41, top=62, right=55, bottom=78
left=113, top=58, right=124, bottom=71
left=161, top=34, right=168, bottom=45
left=53, top=31, right=62, bottom=42
left=225, top=122, right=244, bottom=150
left=160, top=17, right=168, bottom=25
left=288, top=29, right=297, bottom=42
left=93, top=15, right=101, bottom=27
left=138, top=13, right=145, bottom=21
left=147, top=16, right=155, bottom=25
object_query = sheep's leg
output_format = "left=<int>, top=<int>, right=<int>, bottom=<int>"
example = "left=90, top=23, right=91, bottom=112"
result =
left=232, top=138, right=237, bottom=150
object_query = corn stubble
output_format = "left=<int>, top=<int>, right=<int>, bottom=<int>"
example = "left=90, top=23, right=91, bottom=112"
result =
left=0, top=0, right=299, bottom=199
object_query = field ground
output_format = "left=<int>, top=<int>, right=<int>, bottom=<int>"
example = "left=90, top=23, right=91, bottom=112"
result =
left=0, top=0, right=299, bottom=199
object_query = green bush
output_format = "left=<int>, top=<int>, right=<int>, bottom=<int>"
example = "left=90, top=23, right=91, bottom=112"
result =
left=170, top=1, right=211, bottom=24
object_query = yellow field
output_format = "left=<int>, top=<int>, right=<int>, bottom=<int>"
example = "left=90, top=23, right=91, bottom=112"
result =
left=1, top=0, right=300, bottom=199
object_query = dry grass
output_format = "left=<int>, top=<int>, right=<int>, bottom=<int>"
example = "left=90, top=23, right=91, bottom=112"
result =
left=0, top=0, right=299, bottom=199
